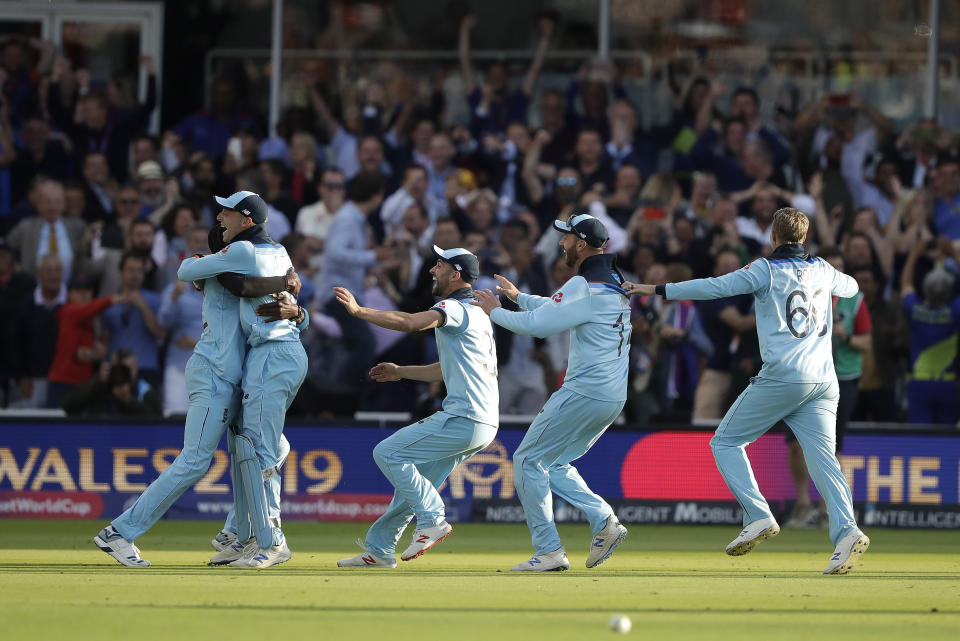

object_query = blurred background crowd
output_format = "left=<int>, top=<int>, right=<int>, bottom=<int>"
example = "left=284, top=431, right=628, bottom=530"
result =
left=0, top=0, right=959, bottom=426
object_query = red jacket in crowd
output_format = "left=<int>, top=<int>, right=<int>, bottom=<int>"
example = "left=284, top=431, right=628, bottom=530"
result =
left=48, top=296, right=113, bottom=385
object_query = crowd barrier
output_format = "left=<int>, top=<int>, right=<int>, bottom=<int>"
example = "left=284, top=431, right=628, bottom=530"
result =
left=1, top=421, right=958, bottom=529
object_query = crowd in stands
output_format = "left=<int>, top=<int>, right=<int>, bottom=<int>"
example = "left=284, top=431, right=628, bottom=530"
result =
left=1, top=19, right=959, bottom=427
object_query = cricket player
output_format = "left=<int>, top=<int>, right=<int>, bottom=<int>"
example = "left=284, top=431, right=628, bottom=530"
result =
left=177, top=191, right=308, bottom=569
left=93, top=217, right=303, bottom=567
left=473, top=212, right=630, bottom=572
left=623, top=207, right=870, bottom=575
left=335, top=246, right=498, bottom=568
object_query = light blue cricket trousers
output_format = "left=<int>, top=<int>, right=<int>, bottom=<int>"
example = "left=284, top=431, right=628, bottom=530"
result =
left=222, top=434, right=290, bottom=535
left=365, top=412, right=497, bottom=558
left=113, top=354, right=240, bottom=541
left=514, top=387, right=622, bottom=555
left=711, top=376, right=859, bottom=546
left=240, top=341, right=308, bottom=546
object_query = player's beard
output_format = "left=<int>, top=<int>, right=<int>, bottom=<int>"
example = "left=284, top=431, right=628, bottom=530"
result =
left=431, top=276, right=443, bottom=297
left=564, top=245, right=579, bottom=268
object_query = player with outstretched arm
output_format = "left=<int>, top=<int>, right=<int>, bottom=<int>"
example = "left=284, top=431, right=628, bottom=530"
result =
left=622, top=207, right=869, bottom=575
left=473, top=211, right=630, bottom=571
left=334, top=246, right=498, bottom=568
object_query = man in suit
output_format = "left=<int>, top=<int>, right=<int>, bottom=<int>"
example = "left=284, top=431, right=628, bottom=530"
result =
left=80, top=151, right=115, bottom=224
left=5, top=178, right=84, bottom=281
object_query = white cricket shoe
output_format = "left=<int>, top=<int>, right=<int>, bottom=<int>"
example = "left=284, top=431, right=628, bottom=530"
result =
left=209, top=537, right=254, bottom=565
left=725, top=516, right=780, bottom=556
left=211, top=529, right=237, bottom=552
left=93, top=525, right=150, bottom=567
left=586, top=516, right=628, bottom=568
left=230, top=541, right=292, bottom=569
left=511, top=547, right=570, bottom=572
left=338, top=539, right=398, bottom=569
left=823, top=530, right=870, bottom=575
left=400, top=521, right=453, bottom=561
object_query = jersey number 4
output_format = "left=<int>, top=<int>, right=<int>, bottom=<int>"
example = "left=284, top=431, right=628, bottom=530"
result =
left=785, top=289, right=829, bottom=338
left=613, top=312, right=630, bottom=357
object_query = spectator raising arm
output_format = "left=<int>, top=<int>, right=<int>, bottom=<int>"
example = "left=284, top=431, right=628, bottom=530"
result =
left=521, top=17, right=554, bottom=98
left=793, top=94, right=829, bottom=135
left=851, top=93, right=892, bottom=139
left=900, top=236, right=926, bottom=298
left=695, top=82, right=723, bottom=134
left=385, top=78, right=417, bottom=149
left=310, top=86, right=346, bottom=142
left=858, top=215, right=894, bottom=278
left=522, top=129, right=551, bottom=206
left=311, top=86, right=361, bottom=177
left=808, top=173, right=839, bottom=246
left=29, top=37, right=57, bottom=76
left=126, top=55, right=159, bottom=133
left=886, top=183, right=932, bottom=255
left=458, top=15, right=478, bottom=97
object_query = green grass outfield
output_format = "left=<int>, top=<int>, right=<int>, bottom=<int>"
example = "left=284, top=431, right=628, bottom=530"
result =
left=1, top=520, right=958, bottom=640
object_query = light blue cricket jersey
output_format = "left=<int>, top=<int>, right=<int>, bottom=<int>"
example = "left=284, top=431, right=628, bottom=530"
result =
left=490, top=254, right=632, bottom=403
left=179, top=275, right=246, bottom=385
left=663, top=243, right=859, bottom=384
left=429, top=287, right=500, bottom=427
left=179, top=228, right=301, bottom=348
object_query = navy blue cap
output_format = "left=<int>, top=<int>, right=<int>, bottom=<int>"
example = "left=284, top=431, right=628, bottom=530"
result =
left=215, top=191, right=269, bottom=224
left=553, top=213, right=609, bottom=248
left=433, top=245, right=480, bottom=283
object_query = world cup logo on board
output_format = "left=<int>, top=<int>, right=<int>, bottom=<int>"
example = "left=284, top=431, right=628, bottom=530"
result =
left=442, top=440, right=514, bottom=499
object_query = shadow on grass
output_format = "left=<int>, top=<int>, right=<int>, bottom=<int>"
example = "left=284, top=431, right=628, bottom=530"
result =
left=2, top=563, right=959, bottom=582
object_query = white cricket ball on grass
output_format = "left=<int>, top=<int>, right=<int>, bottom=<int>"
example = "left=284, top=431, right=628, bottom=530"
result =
left=608, top=614, right=632, bottom=634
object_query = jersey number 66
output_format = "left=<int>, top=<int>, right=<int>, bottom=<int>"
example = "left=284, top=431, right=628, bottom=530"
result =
left=785, top=289, right=829, bottom=339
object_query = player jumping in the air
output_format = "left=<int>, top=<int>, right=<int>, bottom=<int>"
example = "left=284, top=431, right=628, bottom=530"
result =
left=473, top=210, right=630, bottom=572
left=94, top=198, right=304, bottom=568
left=178, top=191, right=308, bottom=569
left=623, top=207, right=870, bottom=575
left=334, top=246, right=498, bottom=568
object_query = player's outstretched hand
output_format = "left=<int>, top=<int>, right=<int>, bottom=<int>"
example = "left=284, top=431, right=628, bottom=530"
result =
left=470, top=289, right=501, bottom=315
left=493, top=274, right=519, bottom=302
left=370, top=362, right=401, bottom=382
left=621, top=281, right=656, bottom=296
left=333, top=286, right=361, bottom=315
left=256, top=292, right=300, bottom=322
left=284, top=267, right=302, bottom=296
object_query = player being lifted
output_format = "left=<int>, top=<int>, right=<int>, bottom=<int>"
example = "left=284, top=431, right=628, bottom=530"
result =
left=473, top=210, right=630, bottom=571
left=178, top=191, right=308, bottom=569
left=334, top=246, right=499, bottom=568
left=623, top=207, right=869, bottom=575
left=93, top=196, right=304, bottom=568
